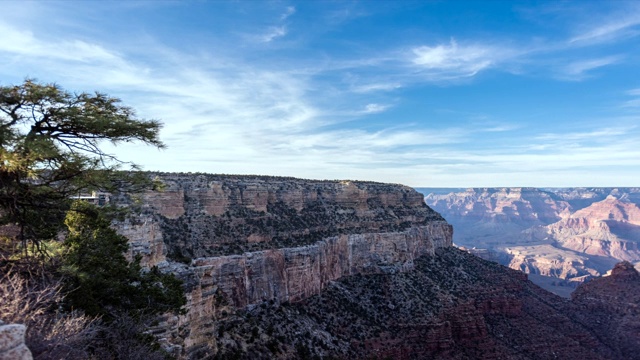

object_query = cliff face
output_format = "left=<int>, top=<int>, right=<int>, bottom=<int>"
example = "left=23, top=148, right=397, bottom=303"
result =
left=134, top=174, right=445, bottom=262
left=115, top=178, right=640, bottom=359
left=572, top=261, right=640, bottom=359
left=424, top=188, right=571, bottom=239
left=207, top=248, right=620, bottom=360
left=192, top=225, right=450, bottom=308
left=423, top=187, right=640, bottom=297
left=546, top=196, right=640, bottom=261
left=116, top=174, right=452, bottom=357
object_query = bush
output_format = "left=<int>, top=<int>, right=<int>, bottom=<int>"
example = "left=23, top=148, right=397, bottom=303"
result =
left=0, top=267, right=175, bottom=359
left=61, top=201, right=185, bottom=319
left=0, top=270, right=95, bottom=359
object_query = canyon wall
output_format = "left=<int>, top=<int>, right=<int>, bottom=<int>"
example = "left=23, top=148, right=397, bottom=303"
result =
left=206, top=248, right=624, bottom=359
left=116, top=173, right=452, bottom=357
left=422, top=187, right=640, bottom=297
left=191, top=224, right=451, bottom=308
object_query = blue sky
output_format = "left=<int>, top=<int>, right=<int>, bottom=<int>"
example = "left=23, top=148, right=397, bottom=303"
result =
left=2, top=1, right=640, bottom=187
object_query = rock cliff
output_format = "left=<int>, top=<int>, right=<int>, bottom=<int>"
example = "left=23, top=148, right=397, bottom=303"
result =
left=112, top=179, right=640, bottom=358
left=207, top=248, right=623, bottom=359
left=423, top=187, right=640, bottom=297
left=546, top=196, right=640, bottom=261
left=424, top=188, right=572, bottom=245
left=572, top=261, right=640, bottom=359
left=116, top=173, right=452, bottom=357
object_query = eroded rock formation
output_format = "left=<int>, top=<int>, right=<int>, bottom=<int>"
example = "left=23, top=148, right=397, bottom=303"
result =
left=116, top=174, right=452, bottom=357
left=207, top=248, right=624, bottom=359
left=546, top=196, right=640, bottom=261
left=114, top=178, right=640, bottom=358
left=423, top=187, right=640, bottom=297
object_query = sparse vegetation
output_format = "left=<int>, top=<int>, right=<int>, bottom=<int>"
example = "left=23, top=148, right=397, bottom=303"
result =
left=196, top=248, right=625, bottom=359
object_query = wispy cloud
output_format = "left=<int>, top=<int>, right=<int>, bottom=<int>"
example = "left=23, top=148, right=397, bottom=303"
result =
left=481, top=125, right=520, bottom=132
left=0, top=22, right=120, bottom=63
left=260, top=26, right=287, bottom=42
left=281, top=6, right=296, bottom=20
left=350, top=82, right=401, bottom=93
left=560, top=56, right=621, bottom=80
left=0, top=17, right=470, bottom=181
left=2, top=2, right=640, bottom=187
left=536, top=126, right=634, bottom=141
left=362, top=103, right=390, bottom=114
left=569, top=11, right=640, bottom=45
left=411, top=39, right=506, bottom=79
left=623, top=89, right=640, bottom=108
left=256, top=5, right=296, bottom=43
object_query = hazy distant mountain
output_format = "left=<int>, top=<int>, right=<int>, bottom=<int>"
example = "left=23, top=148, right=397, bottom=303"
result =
left=418, top=187, right=640, bottom=297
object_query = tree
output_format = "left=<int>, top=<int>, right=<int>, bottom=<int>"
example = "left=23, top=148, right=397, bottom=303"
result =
left=0, top=80, right=184, bottom=357
left=0, top=79, right=164, bottom=259
left=62, top=200, right=185, bottom=318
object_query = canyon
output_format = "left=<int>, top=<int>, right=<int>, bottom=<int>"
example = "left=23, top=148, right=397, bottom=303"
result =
left=116, top=173, right=451, bottom=356
left=113, top=176, right=639, bottom=358
left=421, top=187, right=640, bottom=297
left=210, top=247, right=636, bottom=359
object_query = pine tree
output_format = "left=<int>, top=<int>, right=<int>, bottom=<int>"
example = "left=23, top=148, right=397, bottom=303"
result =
left=0, top=79, right=164, bottom=258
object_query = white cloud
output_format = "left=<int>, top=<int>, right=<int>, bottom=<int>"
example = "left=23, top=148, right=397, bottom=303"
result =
left=281, top=6, right=296, bottom=20
left=362, top=103, right=390, bottom=114
left=3, top=4, right=640, bottom=187
left=351, top=82, right=401, bottom=93
left=411, top=39, right=499, bottom=79
left=0, top=22, right=120, bottom=63
left=481, top=125, right=519, bottom=132
left=536, top=126, right=634, bottom=141
left=624, top=99, right=640, bottom=107
left=255, top=6, right=296, bottom=43
left=261, top=26, right=287, bottom=42
left=569, top=12, right=640, bottom=45
left=623, top=88, right=640, bottom=107
left=561, top=56, right=621, bottom=80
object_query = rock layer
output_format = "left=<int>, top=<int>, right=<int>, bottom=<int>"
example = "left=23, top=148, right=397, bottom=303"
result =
left=192, top=224, right=451, bottom=308
left=546, top=196, right=640, bottom=261
left=125, top=174, right=444, bottom=265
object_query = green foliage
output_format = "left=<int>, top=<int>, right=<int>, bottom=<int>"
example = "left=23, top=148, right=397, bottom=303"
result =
left=0, top=79, right=182, bottom=357
left=62, top=201, right=185, bottom=319
left=0, top=79, right=164, bottom=257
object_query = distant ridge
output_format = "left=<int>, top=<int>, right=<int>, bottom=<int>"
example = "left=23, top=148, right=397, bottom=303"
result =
left=422, top=187, right=640, bottom=297
left=414, top=187, right=465, bottom=196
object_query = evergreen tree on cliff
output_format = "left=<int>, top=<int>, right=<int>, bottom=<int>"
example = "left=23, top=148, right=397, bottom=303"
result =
left=63, top=200, right=185, bottom=319
left=0, top=80, right=184, bottom=357
left=0, top=79, right=164, bottom=258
